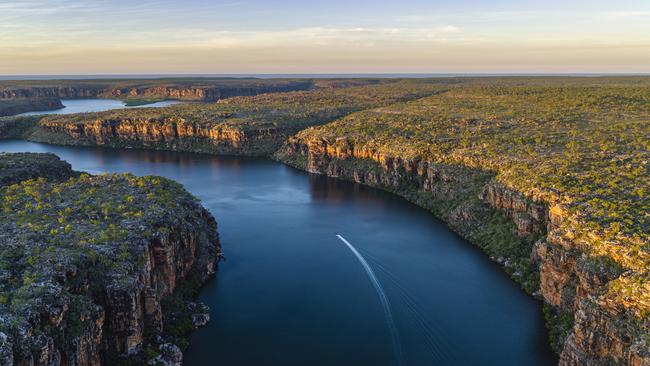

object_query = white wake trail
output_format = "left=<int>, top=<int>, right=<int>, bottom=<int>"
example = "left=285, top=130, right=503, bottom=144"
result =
left=336, top=234, right=403, bottom=366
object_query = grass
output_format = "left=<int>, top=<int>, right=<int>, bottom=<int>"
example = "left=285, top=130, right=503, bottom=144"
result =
left=0, top=98, right=62, bottom=116
left=33, top=80, right=448, bottom=155
left=284, top=77, right=650, bottom=319
left=123, top=98, right=165, bottom=106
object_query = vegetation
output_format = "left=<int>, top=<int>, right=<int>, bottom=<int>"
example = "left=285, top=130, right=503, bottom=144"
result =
left=543, top=304, right=575, bottom=353
left=0, top=78, right=392, bottom=117
left=0, top=77, right=313, bottom=98
left=1, top=76, right=647, bottom=358
left=0, top=116, right=42, bottom=139
left=9, top=78, right=647, bottom=311
left=286, top=77, right=650, bottom=318
left=0, top=77, right=322, bottom=116
left=0, top=98, right=62, bottom=117
left=30, top=80, right=446, bottom=155
left=0, top=153, right=217, bottom=363
left=0, top=152, right=76, bottom=187
left=122, top=98, right=165, bottom=106
left=40, top=80, right=443, bottom=130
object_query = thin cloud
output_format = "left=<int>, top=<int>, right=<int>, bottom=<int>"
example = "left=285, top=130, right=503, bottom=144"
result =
left=439, top=25, right=461, bottom=33
left=606, top=11, right=650, bottom=17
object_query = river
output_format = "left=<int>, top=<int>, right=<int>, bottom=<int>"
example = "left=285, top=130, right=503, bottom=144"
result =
left=0, top=140, right=557, bottom=366
left=18, top=99, right=181, bottom=116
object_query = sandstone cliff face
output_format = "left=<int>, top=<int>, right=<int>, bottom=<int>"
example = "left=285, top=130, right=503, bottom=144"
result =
left=3, top=214, right=219, bottom=365
left=0, top=83, right=312, bottom=102
left=100, top=212, right=219, bottom=358
left=36, top=118, right=281, bottom=156
left=276, top=136, right=649, bottom=366
left=0, top=82, right=313, bottom=117
left=108, top=83, right=312, bottom=102
left=0, top=88, right=101, bottom=100
left=0, top=168, right=221, bottom=365
left=0, top=98, right=63, bottom=117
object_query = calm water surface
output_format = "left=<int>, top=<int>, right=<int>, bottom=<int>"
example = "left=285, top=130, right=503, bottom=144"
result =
left=0, top=140, right=557, bottom=366
left=18, top=99, right=181, bottom=116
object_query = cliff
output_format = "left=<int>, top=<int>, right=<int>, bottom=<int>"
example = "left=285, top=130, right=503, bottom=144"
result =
left=275, top=135, right=649, bottom=366
left=34, top=117, right=276, bottom=156
left=3, top=77, right=648, bottom=365
left=0, top=88, right=101, bottom=100
left=0, top=153, right=76, bottom=187
left=0, top=157, right=221, bottom=365
left=108, top=83, right=313, bottom=102
left=23, top=81, right=445, bottom=156
left=0, top=99, right=63, bottom=117
left=0, top=81, right=313, bottom=102
left=0, top=79, right=314, bottom=116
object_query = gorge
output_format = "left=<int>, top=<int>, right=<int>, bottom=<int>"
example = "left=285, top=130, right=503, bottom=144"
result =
left=0, top=140, right=557, bottom=365
left=0, top=77, right=647, bottom=365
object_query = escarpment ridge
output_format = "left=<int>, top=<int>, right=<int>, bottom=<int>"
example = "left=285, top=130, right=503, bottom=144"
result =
left=0, top=98, right=64, bottom=117
left=273, top=79, right=649, bottom=365
left=275, top=136, right=648, bottom=365
left=0, top=153, right=221, bottom=365
left=0, top=79, right=314, bottom=102
left=0, top=78, right=319, bottom=117
left=20, top=81, right=445, bottom=156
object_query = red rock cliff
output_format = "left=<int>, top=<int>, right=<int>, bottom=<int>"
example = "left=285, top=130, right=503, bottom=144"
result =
left=276, top=136, right=649, bottom=366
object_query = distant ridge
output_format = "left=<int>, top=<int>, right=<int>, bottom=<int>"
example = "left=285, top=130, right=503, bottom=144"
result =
left=1, top=73, right=650, bottom=81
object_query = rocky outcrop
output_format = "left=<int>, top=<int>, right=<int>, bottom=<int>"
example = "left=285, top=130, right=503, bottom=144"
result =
left=275, top=136, right=649, bottom=366
left=481, top=183, right=547, bottom=237
left=108, top=83, right=313, bottom=102
left=0, top=162, right=222, bottom=365
left=0, top=98, right=63, bottom=117
left=0, top=82, right=313, bottom=102
left=36, top=117, right=279, bottom=156
left=0, top=81, right=314, bottom=116
left=148, top=343, right=183, bottom=366
left=0, top=88, right=101, bottom=100
left=101, top=211, right=218, bottom=359
left=2, top=215, right=219, bottom=365
left=0, top=152, right=76, bottom=187
left=561, top=297, right=649, bottom=366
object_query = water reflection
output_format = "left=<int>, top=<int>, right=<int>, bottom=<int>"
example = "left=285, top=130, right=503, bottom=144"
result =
left=18, top=99, right=181, bottom=116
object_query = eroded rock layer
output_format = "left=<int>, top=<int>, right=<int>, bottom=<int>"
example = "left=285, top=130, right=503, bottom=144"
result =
left=0, top=82, right=312, bottom=102
left=0, top=98, right=63, bottom=117
left=36, top=117, right=268, bottom=156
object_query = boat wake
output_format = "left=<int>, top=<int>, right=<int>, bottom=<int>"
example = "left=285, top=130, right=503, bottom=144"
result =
left=358, top=248, right=458, bottom=365
left=336, top=234, right=403, bottom=366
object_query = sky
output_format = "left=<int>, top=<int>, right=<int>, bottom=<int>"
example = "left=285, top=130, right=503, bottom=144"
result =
left=1, top=0, right=649, bottom=74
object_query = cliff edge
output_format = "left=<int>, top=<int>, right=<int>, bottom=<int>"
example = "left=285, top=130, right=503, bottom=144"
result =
left=0, top=154, right=221, bottom=365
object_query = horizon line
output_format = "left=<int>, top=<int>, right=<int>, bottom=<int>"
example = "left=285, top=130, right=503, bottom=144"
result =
left=2, top=72, right=650, bottom=81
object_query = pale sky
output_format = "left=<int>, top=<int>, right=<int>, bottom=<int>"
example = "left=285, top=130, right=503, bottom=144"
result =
left=1, top=0, right=649, bottom=74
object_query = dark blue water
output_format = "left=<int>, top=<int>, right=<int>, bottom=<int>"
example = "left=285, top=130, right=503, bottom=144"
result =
left=0, top=140, right=556, bottom=366
left=18, top=99, right=181, bottom=116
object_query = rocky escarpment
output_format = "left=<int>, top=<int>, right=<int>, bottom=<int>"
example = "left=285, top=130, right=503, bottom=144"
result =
left=0, top=82, right=313, bottom=103
left=275, top=137, right=649, bottom=366
left=0, top=88, right=101, bottom=100
left=0, top=80, right=314, bottom=116
left=11, top=81, right=447, bottom=155
left=108, top=82, right=313, bottom=102
left=0, top=158, right=221, bottom=365
left=0, top=98, right=63, bottom=117
left=33, top=117, right=280, bottom=156
left=0, top=153, right=76, bottom=187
